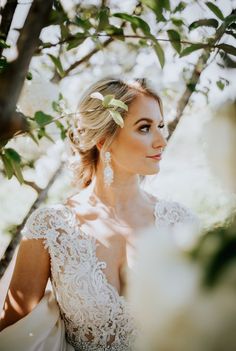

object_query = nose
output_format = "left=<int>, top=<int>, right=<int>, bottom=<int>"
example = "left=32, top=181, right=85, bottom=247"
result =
left=152, top=128, right=167, bottom=150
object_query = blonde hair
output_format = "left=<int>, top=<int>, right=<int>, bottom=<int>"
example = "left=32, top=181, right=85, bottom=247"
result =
left=67, top=77, right=163, bottom=190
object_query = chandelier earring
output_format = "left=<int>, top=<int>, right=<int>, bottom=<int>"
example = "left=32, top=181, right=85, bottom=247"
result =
left=103, top=151, right=114, bottom=187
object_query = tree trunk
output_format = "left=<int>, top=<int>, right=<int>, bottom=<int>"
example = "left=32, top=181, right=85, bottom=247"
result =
left=0, top=0, right=53, bottom=141
left=0, top=0, right=18, bottom=57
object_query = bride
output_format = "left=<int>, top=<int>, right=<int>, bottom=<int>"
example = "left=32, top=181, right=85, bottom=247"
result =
left=0, top=78, right=198, bottom=350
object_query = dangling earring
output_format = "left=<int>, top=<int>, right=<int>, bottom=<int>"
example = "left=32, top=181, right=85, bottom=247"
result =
left=103, top=151, right=114, bottom=186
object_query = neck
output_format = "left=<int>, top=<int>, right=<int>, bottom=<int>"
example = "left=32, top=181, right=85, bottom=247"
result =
left=90, top=163, right=145, bottom=215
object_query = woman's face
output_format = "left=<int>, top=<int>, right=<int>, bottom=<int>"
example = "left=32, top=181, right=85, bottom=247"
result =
left=110, top=93, right=167, bottom=176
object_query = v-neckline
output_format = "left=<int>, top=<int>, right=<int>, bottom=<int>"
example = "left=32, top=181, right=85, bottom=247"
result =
left=64, top=199, right=161, bottom=301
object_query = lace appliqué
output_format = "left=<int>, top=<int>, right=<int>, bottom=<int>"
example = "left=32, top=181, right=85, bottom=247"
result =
left=22, top=205, right=136, bottom=351
left=154, top=199, right=199, bottom=230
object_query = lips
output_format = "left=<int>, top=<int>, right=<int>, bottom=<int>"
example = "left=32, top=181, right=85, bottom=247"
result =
left=147, top=153, right=162, bottom=158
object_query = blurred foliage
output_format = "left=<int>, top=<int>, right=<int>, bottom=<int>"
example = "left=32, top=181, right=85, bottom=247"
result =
left=189, top=209, right=236, bottom=288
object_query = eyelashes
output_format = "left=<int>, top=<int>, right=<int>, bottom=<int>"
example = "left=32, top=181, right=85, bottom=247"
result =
left=138, top=124, right=165, bottom=133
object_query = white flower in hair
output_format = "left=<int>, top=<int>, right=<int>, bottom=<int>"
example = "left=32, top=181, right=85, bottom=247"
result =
left=90, top=92, right=104, bottom=101
left=90, top=91, right=128, bottom=128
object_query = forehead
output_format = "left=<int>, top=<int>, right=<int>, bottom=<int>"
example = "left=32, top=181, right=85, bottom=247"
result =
left=125, top=94, right=163, bottom=125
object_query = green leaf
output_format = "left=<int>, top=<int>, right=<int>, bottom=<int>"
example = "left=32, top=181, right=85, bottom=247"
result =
left=48, top=9, right=67, bottom=25
left=28, top=131, right=39, bottom=145
left=34, top=111, right=54, bottom=127
left=173, top=1, right=186, bottom=13
left=216, top=80, right=225, bottom=90
left=55, top=120, right=67, bottom=140
left=139, top=39, right=149, bottom=47
left=60, top=23, right=69, bottom=40
left=67, top=33, right=86, bottom=50
left=48, top=54, right=65, bottom=77
left=180, top=43, right=205, bottom=57
left=108, top=99, right=128, bottom=111
left=102, top=95, right=115, bottom=107
left=223, top=14, right=236, bottom=28
left=4, top=148, right=24, bottom=184
left=160, top=0, right=170, bottom=11
left=4, top=148, right=21, bottom=163
left=152, top=39, right=165, bottom=68
left=37, top=127, right=54, bottom=143
left=53, top=0, right=64, bottom=12
left=12, top=161, right=24, bottom=184
left=97, top=7, right=110, bottom=31
left=108, top=110, right=124, bottom=127
left=75, top=16, right=92, bottom=30
left=0, top=154, right=14, bottom=179
left=206, top=2, right=224, bottom=21
left=105, top=25, right=124, bottom=39
left=171, top=17, right=184, bottom=26
left=0, top=39, right=10, bottom=48
left=0, top=57, right=8, bottom=73
left=26, top=72, right=33, bottom=80
left=167, top=29, right=181, bottom=53
left=217, top=43, right=236, bottom=56
left=113, top=13, right=151, bottom=36
left=189, top=18, right=219, bottom=31
left=52, top=101, right=61, bottom=113
left=140, top=0, right=166, bottom=21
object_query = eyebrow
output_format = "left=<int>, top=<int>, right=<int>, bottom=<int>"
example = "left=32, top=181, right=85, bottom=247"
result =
left=133, top=117, right=164, bottom=126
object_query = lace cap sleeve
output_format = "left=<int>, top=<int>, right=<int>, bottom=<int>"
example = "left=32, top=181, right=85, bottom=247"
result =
left=21, top=204, right=71, bottom=248
left=155, top=199, right=201, bottom=230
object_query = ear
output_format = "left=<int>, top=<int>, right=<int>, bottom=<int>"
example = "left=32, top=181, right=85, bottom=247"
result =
left=96, top=139, right=105, bottom=151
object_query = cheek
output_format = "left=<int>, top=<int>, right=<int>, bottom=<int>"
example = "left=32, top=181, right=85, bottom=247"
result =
left=115, top=133, right=149, bottom=158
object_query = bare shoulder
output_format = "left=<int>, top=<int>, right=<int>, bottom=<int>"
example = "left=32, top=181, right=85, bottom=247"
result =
left=0, top=237, right=50, bottom=331
left=13, top=235, right=50, bottom=291
left=15, top=237, right=50, bottom=284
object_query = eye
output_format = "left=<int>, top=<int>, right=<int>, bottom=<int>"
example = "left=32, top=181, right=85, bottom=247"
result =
left=138, top=124, right=151, bottom=133
left=138, top=123, right=166, bottom=133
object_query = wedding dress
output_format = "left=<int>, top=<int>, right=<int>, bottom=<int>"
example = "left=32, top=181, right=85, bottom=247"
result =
left=0, top=199, right=199, bottom=351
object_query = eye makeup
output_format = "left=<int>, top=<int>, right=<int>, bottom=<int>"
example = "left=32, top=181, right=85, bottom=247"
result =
left=138, top=123, right=165, bottom=133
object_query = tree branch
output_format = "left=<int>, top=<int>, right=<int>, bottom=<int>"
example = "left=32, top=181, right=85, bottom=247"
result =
left=23, top=180, right=42, bottom=193
left=0, top=0, right=53, bottom=141
left=39, top=34, right=209, bottom=50
left=0, top=161, right=65, bottom=279
left=167, top=23, right=226, bottom=139
left=0, top=0, right=18, bottom=57
left=65, top=37, right=113, bottom=76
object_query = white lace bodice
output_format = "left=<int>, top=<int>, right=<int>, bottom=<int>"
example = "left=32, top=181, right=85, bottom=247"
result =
left=21, top=199, right=199, bottom=351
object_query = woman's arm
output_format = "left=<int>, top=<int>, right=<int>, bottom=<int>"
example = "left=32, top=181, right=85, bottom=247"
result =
left=0, top=236, right=50, bottom=331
